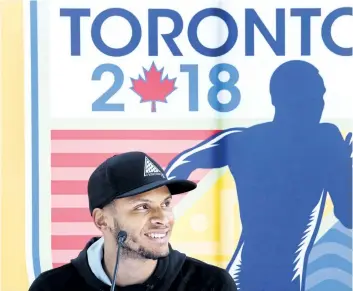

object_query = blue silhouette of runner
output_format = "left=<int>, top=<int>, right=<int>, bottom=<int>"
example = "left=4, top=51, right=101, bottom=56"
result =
left=165, top=60, right=352, bottom=291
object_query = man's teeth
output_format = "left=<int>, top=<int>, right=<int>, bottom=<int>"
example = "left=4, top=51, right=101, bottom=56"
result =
left=147, top=233, right=166, bottom=238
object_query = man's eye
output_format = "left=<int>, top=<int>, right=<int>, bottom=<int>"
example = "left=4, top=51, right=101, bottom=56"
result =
left=163, top=200, right=172, bottom=207
left=136, top=204, right=149, bottom=210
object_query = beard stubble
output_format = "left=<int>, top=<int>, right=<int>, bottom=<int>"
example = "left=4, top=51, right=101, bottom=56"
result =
left=112, top=218, right=169, bottom=260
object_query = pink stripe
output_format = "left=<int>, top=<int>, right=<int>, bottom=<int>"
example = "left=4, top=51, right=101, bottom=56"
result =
left=51, top=130, right=219, bottom=140
left=52, top=222, right=100, bottom=236
left=51, top=167, right=208, bottom=181
left=52, top=195, right=88, bottom=208
left=51, top=140, right=200, bottom=154
left=51, top=167, right=94, bottom=181
left=51, top=153, right=177, bottom=167
left=52, top=250, right=81, bottom=263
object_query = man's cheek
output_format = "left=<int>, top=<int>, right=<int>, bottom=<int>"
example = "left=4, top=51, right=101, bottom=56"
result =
left=168, top=213, right=175, bottom=226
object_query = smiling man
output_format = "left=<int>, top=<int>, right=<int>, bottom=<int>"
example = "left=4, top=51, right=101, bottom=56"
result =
left=29, top=151, right=237, bottom=291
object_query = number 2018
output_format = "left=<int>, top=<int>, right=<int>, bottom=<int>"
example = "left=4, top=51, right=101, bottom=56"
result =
left=92, top=63, right=241, bottom=112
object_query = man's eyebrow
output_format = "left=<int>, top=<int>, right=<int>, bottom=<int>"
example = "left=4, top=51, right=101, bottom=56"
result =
left=128, top=194, right=172, bottom=204
left=128, top=198, right=151, bottom=204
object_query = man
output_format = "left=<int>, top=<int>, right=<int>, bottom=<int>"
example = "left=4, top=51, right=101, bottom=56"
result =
left=165, top=60, right=352, bottom=291
left=29, top=151, right=237, bottom=291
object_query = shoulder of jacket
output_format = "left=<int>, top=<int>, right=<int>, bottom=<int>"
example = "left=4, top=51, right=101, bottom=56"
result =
left=183, top=256, right=228, bottom=275
left=182, top=257, right=237, bottom=289
left=28, top=264, right=78, bottom=290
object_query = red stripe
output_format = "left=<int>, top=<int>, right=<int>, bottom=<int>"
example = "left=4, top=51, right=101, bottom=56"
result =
left=52, top=235, right=94, bottom=250
left=52, top=181, right=87, bottom=194
left=51, top=130, right=219, bottom=140
left=52, top=208, right=92, bottom=222
left=51, top=153, right=178, bottom=167
left=52, top=181, right=198, bottom=195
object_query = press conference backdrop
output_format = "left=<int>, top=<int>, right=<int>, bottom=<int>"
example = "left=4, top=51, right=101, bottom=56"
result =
left=1, top=0, right=352, bottom=290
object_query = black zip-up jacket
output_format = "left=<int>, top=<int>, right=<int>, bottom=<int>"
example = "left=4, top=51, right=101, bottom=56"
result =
left=28, top=237, right=237, bottom=291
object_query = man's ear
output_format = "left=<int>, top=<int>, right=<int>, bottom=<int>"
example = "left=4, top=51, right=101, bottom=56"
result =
left=92, top=208, right=108, bottom=231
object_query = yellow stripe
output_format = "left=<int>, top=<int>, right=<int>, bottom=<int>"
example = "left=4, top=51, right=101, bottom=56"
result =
left=0, top=1, right=29, bottom=290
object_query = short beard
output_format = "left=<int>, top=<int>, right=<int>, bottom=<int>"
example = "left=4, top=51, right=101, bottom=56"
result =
left=121, top=243, right=168, bottom=260
left=111, top=218, right=169, bottom=261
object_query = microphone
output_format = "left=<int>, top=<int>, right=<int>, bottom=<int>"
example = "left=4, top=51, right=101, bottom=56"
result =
left=110, top=230, right=127, bottom=291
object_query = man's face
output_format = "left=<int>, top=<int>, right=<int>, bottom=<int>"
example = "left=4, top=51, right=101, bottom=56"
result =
left=107, top=186, right=174, bottom=260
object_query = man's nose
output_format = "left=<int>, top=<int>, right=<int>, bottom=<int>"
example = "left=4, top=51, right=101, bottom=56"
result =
left=150, top=208, right=169, bottom=225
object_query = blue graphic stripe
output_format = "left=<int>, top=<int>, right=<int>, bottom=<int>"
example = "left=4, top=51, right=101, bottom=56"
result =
left=307, top=254, right=352, bottom=275
left=306, top=268, right=352, bottom=289
left=306, top=280, right=352, bottom=291
left=305, top=222, right=352, bottom=290
left=308, top=243, right=352, bottom=264
left=315, top=229, right=352, bottom=248
left=30, top=0, right=41, bottom=278
left=334, top=222, right=353, bottom=237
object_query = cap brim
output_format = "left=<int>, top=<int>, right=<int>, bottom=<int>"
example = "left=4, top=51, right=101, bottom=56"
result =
left=117, top=179, right=197, bottom=200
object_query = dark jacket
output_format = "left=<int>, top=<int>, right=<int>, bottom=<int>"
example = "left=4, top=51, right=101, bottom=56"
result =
left=29, top=237, right=237, bottom=291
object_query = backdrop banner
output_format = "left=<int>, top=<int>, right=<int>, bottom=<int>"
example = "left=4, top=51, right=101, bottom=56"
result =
left=1, top=0, right=352, bottom=290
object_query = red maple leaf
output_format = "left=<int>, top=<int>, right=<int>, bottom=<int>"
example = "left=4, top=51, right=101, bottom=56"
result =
left=130, top=62, right=177, bottom=112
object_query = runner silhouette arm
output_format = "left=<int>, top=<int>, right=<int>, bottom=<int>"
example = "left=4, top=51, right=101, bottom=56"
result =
left=165, top=128, right=243, bottom=180
left=325, top=125, right=352, bottom=229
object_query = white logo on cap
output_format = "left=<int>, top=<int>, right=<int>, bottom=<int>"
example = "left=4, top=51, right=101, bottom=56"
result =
left=144, top=156, right=164, bottom=178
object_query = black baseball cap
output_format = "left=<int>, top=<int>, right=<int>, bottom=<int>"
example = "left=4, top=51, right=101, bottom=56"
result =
left=87, top=151, right=197, bottom=214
